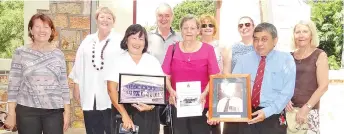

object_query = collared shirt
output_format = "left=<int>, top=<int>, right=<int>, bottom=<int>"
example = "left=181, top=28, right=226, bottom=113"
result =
left=232, top=50, right=296, bottom=118
left=69, top=30, right=123, bottom=110
left=148, top=28, right=182, bottom=64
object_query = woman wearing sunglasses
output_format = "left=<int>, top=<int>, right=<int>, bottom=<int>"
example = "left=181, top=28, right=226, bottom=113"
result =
left=230, top=16, right=255, bottom=72
left=199, top=14, right=230, bottom=134
left=199, top=14, right=230, bottom=74
left=221, top=16, right=256, bottom=134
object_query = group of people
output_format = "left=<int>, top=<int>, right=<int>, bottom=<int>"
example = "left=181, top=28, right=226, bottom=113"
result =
left=4, top=2, right=328, bottom=134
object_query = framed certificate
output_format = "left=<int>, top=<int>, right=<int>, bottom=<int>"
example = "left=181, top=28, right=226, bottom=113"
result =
left=208, top=74, right=252, bottom=122
left=118, top=73, right=167, bottom=105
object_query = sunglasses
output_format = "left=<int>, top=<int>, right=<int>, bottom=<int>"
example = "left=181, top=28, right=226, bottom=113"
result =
left=238, top=23, right=251, bottom=28
left=201, top=24, right=215, bottom=28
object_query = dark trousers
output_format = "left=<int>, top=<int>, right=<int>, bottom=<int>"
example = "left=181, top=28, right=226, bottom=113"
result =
left=16, top=104, right=64, bottom=134
left=171, top=106, right=211, bottom=134
left=111, top=105, right=160, bottom=134
left=223, top=107, right=287, bottom=134
left=83, top=98, right=112, bottom=134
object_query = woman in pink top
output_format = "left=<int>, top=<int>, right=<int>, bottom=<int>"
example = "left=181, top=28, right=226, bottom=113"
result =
left=162, top=14, right=220, bottom=134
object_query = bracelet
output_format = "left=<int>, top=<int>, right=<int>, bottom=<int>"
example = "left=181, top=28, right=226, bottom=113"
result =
left=305, top=103, right=312, bottom=109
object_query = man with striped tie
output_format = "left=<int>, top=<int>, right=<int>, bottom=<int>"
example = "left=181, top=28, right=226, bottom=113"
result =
left=223, top=22, right=296, bottom=134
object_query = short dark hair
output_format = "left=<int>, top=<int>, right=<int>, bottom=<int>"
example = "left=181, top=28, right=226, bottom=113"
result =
left=253, top=22, right=278, bottom=39
left=120, top=24, right=149, bottom=53
left=28, top=13, right=56, bottom=42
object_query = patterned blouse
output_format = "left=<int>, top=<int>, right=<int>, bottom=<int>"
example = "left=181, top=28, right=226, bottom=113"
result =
left=231, top=42, right=254, bottom=72
left=7, top=46, right=70, bottom=109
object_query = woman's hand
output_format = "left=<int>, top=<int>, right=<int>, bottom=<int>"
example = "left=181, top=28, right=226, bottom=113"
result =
left=296, top=106, right=310, bottom=125
left=121, top=115, right=135, bottom=131
left=4, top=113, right=16, bottom=131
left=200, top=91, right=208, bottom=109
left=132, top=103, right=155, bottom=112
left=285, top=101, right=294, bottom=112
left=63, top=111, right=70, bottom=131
left=73, top=85, right=80, bottom=103
left=169, top=90, right=177, bottom=106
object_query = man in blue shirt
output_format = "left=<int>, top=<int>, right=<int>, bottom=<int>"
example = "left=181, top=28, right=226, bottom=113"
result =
left=223, top=22, right=296, bottom=134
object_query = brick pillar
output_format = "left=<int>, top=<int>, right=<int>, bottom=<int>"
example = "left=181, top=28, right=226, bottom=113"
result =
left=0, top=72, right=9, bottom=112
left=37, top=0, right=91, bottom=128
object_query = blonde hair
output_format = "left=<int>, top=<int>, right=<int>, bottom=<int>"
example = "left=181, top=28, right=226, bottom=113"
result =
left=95, top=6, right=115, bottom=22
left=291, top=20, right=319, bottom=50
left=199, top=14, right=218, bottom=36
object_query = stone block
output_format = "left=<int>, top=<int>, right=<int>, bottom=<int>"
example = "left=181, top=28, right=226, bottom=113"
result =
left=0, top=75, right=8, bottom=85
left=72, top=120, right=85, bottom=128
left=82, top=30, right=90, bottom=41
left=71, top=98, right=80, bottom=107
left=0, top=103, right=6, bottom=111
left=69, top=16, right=90, bottom=29
left=66, top=62, right=74, bottom=76
left=64, top=51, right=76, bottom=61
left=50, top=3, right=57, bottom=14
left=54, top=14, right=68, bottom=28
left=56, top=2, right=82, bottom=14
left=51, top=40, right=60, bottom=49
left=60, top=29, right=80, bottom=50
left=74, top=106, right=83, bottom=120
left=37, top=9, right=50, bottom=14
left=0, top=90, right=7, bottom=102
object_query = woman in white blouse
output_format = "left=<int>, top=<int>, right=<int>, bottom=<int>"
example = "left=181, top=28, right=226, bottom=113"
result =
left=105, top=24, right=163, bottom=134
left=68, top=7, right=122, bottom=134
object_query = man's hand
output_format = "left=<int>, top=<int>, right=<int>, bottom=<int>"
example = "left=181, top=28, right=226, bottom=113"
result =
left=248, top=110, right=265, bottom=124
left=285, top=101, right=293, bottom=112
left=73, top=85, right=80, bottom=103
left=205, top=111, right=220, bottom=125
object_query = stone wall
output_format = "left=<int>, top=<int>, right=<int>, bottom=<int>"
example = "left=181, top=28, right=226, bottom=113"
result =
left=36, top=0, right=91, bottom=128
left=0, top=71, right=9, bottom=113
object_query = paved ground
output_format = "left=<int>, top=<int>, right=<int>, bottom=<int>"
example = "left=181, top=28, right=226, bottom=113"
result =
left=0, top=126, right=165, bottom=134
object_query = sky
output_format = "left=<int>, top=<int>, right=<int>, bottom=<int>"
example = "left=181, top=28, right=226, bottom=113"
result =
left=136, top=0, right=184, bottom=27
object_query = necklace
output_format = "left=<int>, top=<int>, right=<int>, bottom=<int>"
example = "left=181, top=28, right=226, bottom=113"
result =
left=92, top=39, right=110, bottom=70
left=182, top=43, right=195, bottom=62
left=296, top=48, right=309, bottom=64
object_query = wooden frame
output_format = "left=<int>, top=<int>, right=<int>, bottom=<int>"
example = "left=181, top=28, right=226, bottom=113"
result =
left=118, top=73, right=167, bottom=105
left=209, top=74, right=252, bottom=122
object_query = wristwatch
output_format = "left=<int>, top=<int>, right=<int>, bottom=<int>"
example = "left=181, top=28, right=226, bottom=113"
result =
left=305, top=103, right=312, bottom=109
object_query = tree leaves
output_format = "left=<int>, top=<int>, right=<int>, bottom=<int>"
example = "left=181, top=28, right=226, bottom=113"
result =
left=172, top=0, right=215, bottom=31
left=0, top=0, right=24, bottom=58
left=310, top=0, right=343, bottom=69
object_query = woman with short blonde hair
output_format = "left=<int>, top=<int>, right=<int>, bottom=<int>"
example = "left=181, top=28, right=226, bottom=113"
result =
left=69, top=6, right=122, bottom=134
left=285, top=20, right=329, bottom=134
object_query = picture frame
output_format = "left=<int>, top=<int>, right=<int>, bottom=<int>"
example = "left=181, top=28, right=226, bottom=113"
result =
left=208, top=74, right=252, bottom=122
left=118, top=73, right=167, bottom=105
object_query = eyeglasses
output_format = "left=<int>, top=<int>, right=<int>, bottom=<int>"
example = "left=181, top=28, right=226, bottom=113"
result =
left=238, top=23, right=251, bottom=29
left=201, top=24, right=215, bottom=28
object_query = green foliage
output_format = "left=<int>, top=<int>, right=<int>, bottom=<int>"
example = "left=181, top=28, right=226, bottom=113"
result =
left=0, top=0, right=24, bottom=58
left=310, top=0, right=343, bottom=70
left=172, top=0, right=216, bottom=31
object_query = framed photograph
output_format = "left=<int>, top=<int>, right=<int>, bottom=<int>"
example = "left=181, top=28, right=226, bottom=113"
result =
left=118, top=73, right=166, bottom=105
left=208, top=74, right=252, bottom=122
